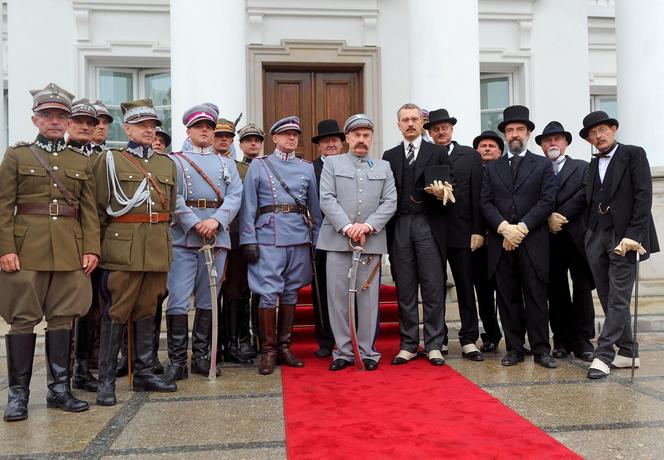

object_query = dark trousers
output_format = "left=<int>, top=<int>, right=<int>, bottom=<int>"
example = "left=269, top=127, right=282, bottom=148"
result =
left=548, top=231, right=595, bottom=353
left=471, top=245, right=502, bottom=344
left=585, top=227, right=638, bottom=364
left=446, top=247, right=479, bottom=346
left=222, top=248, right=250, bottom=301
left=495, top=248, right=550, bottom=356
left=391, top=214, right=446, bottom=353
left=312, top=249, right=334, bottom=351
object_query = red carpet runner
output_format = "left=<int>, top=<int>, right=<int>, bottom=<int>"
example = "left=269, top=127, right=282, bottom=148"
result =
left=281, top=286, right=581, bottom=459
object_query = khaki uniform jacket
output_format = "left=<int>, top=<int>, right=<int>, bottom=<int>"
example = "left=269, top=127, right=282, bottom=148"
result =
left=94, top=149, right=177, bottom=272
left=0, top=142, right=100, bottom=271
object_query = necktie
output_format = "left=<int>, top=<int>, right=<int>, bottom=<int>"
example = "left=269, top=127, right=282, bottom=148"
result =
left=553, top=163, right=561, bottom=186
left=407, top=142, right=415, bottom=165
left=510, top=154, right=521, bottom=181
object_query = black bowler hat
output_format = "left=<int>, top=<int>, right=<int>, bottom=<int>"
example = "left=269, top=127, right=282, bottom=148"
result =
left=473, top=130, right=504, bottom=152
left=155, top=127, right=171, bottom=148
left=423, top=108, right=457, bottom=130
left=312, top=119, right=345, bottom=144
left=497, top=105, right=535, bottom=133
left=535, top=121, right=572, bottom=146
left=579, top=111, right=619, bottom=139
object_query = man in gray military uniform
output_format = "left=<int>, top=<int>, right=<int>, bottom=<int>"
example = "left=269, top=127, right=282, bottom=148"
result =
left=318, top=114, right=397, bottom=371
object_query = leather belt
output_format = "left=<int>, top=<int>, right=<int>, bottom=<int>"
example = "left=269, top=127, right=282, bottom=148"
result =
left=111, top=212, right=170, bottom=224
left=259, top=204, right=307, bottom=215
left=185, top=199, right=222, bottom=209
left=16, top=202, right=79, bottom=219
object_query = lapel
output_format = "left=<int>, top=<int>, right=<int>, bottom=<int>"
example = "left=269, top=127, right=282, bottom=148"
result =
left=391, top=145, right=405, bottom=189
left=586, top=157, right=598, bottom=204
left=609, top=144, right=628, bottom=199
left=415, top=141, right=433, bottom=181
left=556, top=156, right=575, bottom=189
left=495, top=154, right=513, bottom=191
left=514, top=150, right=537, bottom=191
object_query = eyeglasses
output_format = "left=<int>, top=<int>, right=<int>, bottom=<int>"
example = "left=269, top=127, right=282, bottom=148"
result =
left=36, top=112, right=70, bottom=121
left=587, top=125, right=612, bottom=139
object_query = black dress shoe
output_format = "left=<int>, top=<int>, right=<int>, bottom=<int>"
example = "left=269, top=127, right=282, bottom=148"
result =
left=587, top=367, right=609, bottom=379
left=429, top=357, right=445, bottom=366
left=480, top=342, right=497, bottom=353
left=534, top=353, right=558, bottom=369
left=329, top=359, right=349, bottom=371
left=363, top=359, right=378, bottom=371
left=501, top=351, right=524, bottom=366
left=462, top=351, right=485, bottom=362
left=552, top=348, right=569, bottom=359
left=523, top=345, right=533, bottom=356
left=573, top=351, right=594, bottom=363
left=316, top=348, right=332, bottom=358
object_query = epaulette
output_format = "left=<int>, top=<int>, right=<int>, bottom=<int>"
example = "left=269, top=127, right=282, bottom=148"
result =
left=10, top=141, right=33, bottom=148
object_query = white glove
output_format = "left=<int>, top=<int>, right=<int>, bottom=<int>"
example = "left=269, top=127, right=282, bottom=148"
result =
left=470, top=234, right=485, bottom=252
left=424, top=180, right=456, bottom=205
left=547, top=212, right=568, bottom=233
left=502, top=238, right=517, bottom=252
left=614, top=238, right=646, bottom=257
left=497, top=221, right=526, bottom=246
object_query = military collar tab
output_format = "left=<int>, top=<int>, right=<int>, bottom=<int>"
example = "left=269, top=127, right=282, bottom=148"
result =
left=186, top=144, right=216, bottom=155
left=273, top=149, right=296, bottom=161
left=35, top=134, right=67, bottom=153
left=67, top=139, right=94, bottom=157
left=126, top=140, right=154, bottom=159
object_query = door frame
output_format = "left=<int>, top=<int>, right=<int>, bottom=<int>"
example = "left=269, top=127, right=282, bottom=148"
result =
left=247, top=40, right=383, bottom=157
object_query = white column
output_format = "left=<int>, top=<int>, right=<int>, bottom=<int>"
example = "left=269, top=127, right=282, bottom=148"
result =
left=530, top=0, right=590, bottom=156
left=616, top=0, right=664, bottom=167
left=170, top=0, right=247, bottom=152
left=407, top=0, right=480, bottom=145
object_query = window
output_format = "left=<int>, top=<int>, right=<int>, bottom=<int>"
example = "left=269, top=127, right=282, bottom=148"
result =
left=590, top=95, right=617, bottom=119
left=97, top=68, right=171, bottom=148
left=480, top=74, right=512, bottom=133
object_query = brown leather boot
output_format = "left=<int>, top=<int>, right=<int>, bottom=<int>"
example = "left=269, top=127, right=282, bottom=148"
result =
left=258, top=308, right=277, bottom=375
left=277, top=304, right=304, bottom=368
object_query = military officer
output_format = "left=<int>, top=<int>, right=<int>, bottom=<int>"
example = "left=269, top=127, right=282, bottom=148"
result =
left=240, top=116, right=322, bottom=375
left=93, top=98, right=177, bottom=406
left=318, top=114, right=397, bottom=371
left=0, top=83, right=100, bottom=421
left=163, top=104, right=242, bottom=381
left=219, top=123, right=266, bottom=365
left=152, top=127, right=172, bottom=154
left=90, top=100, right=113, bottom=155
left=213, top=118, right=236, bottom=158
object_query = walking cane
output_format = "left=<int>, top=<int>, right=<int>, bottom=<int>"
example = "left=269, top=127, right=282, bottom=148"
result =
left=127, top=319, right=133, bottom=390
left=631, top=251, right=640, bottom=383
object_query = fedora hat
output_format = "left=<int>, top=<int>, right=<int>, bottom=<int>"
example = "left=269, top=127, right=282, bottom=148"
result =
left=473, top=130, right=504, bottom=152
left=423, top=108, right=457, bottom=130
left=579, top=111, right=619, bottom=139
left=497, top=105, right=535, bottom=133
left=312, top=119, right=345, bottom=144
left=535, top=121, right=572, bottom=146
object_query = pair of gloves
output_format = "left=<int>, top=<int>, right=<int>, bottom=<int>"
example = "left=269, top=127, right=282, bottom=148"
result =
left=497, top=221, right=528, bottom=251
left=424, top=180, right=455, bottom=205
left=548, top=212, right=568, bottom=233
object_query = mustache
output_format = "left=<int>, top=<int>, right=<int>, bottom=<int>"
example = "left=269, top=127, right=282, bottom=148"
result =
left=355, top=143, right=368, bottom=149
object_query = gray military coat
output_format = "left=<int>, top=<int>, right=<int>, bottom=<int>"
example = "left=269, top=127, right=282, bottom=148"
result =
left=317, top=152, right=397, bottom=254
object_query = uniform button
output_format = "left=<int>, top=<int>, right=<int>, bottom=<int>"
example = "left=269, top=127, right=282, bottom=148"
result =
left=30, top=169, right=35, bottom=173
left=147, top=172, right=152, bottom=176
left=272, top=188, right=276, bottom=191
left=186, top=175, right=191, bottom=179
left=359, top=178, right=363, bottom=181
left=150, top=187, right=154, bottom=191
left=144, top=159, right=149, bottom=163
left=53, top=166, right=59, bottom=171
left=128, top=175, right=133, bottom=179
left=151, top=201, right=156, bottom=205
left=75, top=173, right=79, bottom=177
left=53, top=183, right=58, bottom=188
left=114, top=233, right=119, bottom=237
left=273, top=194, right=277, bottom=198
left=52, top=216, right=57, bottom=220
left=53, top=153, right=58, bottom=156
left=359, top=189, right=363, bottom=193
left=359, top=200, right=363, bottom=203
left=52, top=199, right=57, bottom=203
left=357, top=212, right=361, bottom=215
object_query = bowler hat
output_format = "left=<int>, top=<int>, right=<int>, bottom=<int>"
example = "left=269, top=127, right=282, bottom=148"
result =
left=423, top=108, right=457, bottom=130
left=497, top=105, right=535, bottom=133
left=579, top=111, right=619, bottom=139
left=473, top=130, right=504, bottom=152
left=312, top=119, right=345, bottom=144
left=155, top=127, right=171, bottom=148
left=535, top=121, right=572, bottom=146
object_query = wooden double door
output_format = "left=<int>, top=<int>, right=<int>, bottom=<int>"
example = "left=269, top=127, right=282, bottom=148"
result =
left=263, top=67, right=364, bottom=161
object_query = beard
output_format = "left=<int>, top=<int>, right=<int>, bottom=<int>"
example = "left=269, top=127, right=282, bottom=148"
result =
left=508, top=138, right=524, bottom=153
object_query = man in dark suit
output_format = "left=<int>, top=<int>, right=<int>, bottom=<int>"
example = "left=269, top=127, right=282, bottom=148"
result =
left=536, top=121, right=595, bottom=363
left=472, top=131, right=505, bottom=353
left=581, top=111, right=660, bottom=379
left=311, top=119, right=345, bottom=358
left=480, top=105, right=557, bottom=368
left=383, top=103, right=452, bottom=366
left=426, top=109, right=484, bottom=362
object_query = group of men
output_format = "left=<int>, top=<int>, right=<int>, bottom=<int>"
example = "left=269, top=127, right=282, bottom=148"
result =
left=0, top=82, right=658, bottom=424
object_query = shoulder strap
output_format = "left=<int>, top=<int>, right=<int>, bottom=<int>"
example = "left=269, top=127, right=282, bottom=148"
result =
left=174, top=152, right=224, bottom=203
left=261, top=157, right=303, bottom=207
left=28, top=145, right=75, bottom=206
left=120, top=151, right=169, bottom=210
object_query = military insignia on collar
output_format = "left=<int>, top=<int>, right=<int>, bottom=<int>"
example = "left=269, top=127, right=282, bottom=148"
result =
left=69, top=144, right=94, bottom=157
left=11, top=141, right=33, bottom=148
left=35, top=136, right=67, bottom=153
left=126, top=141, right=154, bottom=159
left=274, top=149, right=296, bottom=161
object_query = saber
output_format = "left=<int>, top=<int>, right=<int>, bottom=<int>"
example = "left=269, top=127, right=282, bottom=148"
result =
left=348, top=239, right=365, bottom=371
left=631, top=251, right=640, bottom=382
left=200, top=236, right=219, bottom=381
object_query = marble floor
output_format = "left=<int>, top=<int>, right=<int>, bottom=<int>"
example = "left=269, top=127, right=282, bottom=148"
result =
left=0, top=334, right=663, bottom=459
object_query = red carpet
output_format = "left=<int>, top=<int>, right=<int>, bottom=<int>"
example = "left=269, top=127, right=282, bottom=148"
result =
left=282, top=298, right=581, bottom=459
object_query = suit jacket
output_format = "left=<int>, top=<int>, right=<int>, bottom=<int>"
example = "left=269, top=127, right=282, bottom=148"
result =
left=383, top=140, right=450, bottom=258
left=447, top=141, right=484, bottom=248
left=480, top=150, right=556, bottom=282
left=552, top=156, right=588, bottom=254
left=317, top=152, right=397, bottom=254
left=585, top=143, right=659, bottom=260
left=313, top=156, right=324, bottom=191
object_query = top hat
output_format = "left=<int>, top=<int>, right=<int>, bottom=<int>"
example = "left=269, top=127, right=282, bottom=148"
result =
left=423, top=108, right=457, bottom=130
left=579, top=111, right=619, bottom=139
left=473, top=130, right=504, bottom=152
left=535, top=121, right=572, bottom=146
left=312, top=119, right=345, bottom=144
left=497, top=105, right=535, bottom=133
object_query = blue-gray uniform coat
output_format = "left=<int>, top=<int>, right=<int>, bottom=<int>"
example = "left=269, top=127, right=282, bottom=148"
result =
left=239, top=152, right=322, bottom=307
left=166, top=145, right=242, bottom=314
left=317, top=152, right=397, bottom=363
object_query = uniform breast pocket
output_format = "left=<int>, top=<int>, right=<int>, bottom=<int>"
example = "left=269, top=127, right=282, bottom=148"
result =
left=17, top=165, right=47, bottom=194
left=157, top=175, right=174, bottom=209
left=64, top=168, right=89, bottom=197
left=116, top=172, right=145, bottom=198
left=366, top=171, right=387, bottom=193
left=101, top=229, right=133, bottom=266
